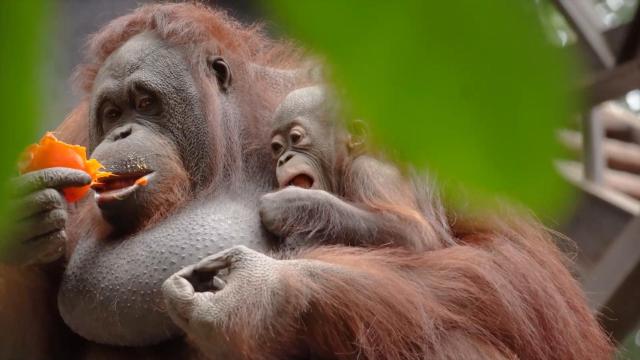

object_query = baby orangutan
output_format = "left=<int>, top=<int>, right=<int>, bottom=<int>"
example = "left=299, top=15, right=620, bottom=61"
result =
left=259, top=86, right=451, bottom=251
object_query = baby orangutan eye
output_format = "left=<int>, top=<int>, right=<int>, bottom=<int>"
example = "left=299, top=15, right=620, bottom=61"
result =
left=289, top=130, right=302, bottom=144
left=271, top=141, right=283, bottom=156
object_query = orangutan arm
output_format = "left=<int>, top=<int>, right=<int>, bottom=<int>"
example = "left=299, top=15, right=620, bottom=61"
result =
left=259, top=157, right=442, bottom=251
left=162, top=238, right=612, bottom=360
left=0, top=168, right=91, bottom=359
left=259, top=187, right=382, bottom=246
left=161, top=245, right=515, bottom=360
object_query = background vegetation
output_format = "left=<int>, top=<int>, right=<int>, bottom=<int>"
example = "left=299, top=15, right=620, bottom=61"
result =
left=0, top=1, right=47, bottom=237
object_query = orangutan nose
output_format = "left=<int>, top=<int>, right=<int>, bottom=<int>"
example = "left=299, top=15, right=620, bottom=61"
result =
left=278, top=153, right=294, bottom=167
left=110, top=125, right=133, bottom=142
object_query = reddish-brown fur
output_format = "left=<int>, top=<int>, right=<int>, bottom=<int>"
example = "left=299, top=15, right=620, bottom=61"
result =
left=343, top=156, right=452, bottom=250
left=215, top=215, right=613, bottom=360
left=298, top=217, right=611, bottom=360
left=0, top=3, right=613, bottom=359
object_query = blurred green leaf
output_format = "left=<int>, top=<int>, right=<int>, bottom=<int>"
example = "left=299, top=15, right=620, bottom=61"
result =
left=265, top=0, right=576, bottom=216
left=619, top=330, right=640, bottom=360
left=0, top=1, right=46, bottom=241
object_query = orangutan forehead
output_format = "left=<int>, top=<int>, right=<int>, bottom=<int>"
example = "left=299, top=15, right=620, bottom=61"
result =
left=273, top=86, right=330, bottom=127
left=95, top=32, right=188, bottom=85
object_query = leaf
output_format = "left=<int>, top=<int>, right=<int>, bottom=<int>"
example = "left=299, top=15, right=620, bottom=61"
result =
left=0, top=1, right=47, bottom=238
left=265, top=0, right=575, bottom=216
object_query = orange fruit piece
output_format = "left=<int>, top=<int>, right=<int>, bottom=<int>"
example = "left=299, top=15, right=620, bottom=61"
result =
left=134, top=176, right=148, bottom=186
left=18, top=132, right=112, bottom=203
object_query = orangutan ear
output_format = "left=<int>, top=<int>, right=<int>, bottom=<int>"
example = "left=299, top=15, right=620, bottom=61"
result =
left=347, top=119, right=368, bottom=153
left=209, top=57, right=232, bottom=92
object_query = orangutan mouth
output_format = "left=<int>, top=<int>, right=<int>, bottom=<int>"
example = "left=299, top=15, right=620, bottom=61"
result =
left=284, top=173, right=314, bottom=189
left=92, top=171, right=153, bottom=205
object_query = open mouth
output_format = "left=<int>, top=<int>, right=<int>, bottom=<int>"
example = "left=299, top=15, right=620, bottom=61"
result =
left=283, top=173, right=314, bottom=189
left=92, top=171, right=153, bottom=206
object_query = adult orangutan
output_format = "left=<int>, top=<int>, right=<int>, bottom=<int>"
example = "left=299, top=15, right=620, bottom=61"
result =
left=0, top=3, right=612, bottom=360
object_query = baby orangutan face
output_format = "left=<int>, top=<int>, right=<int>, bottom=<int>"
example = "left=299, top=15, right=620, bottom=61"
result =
left=270, top=86, right=347, bottom=193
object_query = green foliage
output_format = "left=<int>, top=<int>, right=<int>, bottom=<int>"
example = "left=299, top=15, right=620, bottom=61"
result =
left=619, top=330, right=640, bottom=360
left=0, top=1, right=46, bottom=236
left=265, top=0, right=576, bottom=216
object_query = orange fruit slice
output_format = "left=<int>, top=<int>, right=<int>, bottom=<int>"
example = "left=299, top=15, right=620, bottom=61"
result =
left=18, top=132, right=112, bottom=203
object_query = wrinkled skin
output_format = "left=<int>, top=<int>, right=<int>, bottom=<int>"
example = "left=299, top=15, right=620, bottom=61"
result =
left=11, top=32, right=272, bottom=348
left=162, top=245, right=293, bottom=359
left=5, top=168, right=91, bottom=265
left=57, top=33, right=270, bottom=346
left=60, top=196, right=268, bottom=347
left=87, top=33, right=209, bottom=232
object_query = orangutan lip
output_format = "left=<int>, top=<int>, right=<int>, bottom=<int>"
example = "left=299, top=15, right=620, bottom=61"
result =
left=284, top=173, right=314, bottom=189
left=93, top=172, right=154, bottom=206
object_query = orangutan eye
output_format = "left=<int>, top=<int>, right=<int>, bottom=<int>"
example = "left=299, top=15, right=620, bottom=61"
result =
left=102, top=104, right=121, bottom=122
left=137, top=96, right=153, bottom=111
left=131, top=84, right=160, bottom=116
left=135, top=93, right=160, bottom=115
left=289, top=130, right=302, bottom=144
left=271, top=141, right=283, bottom=156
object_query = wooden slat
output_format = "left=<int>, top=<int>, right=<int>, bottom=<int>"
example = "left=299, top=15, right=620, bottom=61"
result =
left=560, top=159, right=640, bottom=199
left=558, top=129, right=640, bottom=173
left=582, top=110, right=606, bottom=183
left=555, top=160, right=640, bottom=214
left=597, top=102, right=640, bottom=133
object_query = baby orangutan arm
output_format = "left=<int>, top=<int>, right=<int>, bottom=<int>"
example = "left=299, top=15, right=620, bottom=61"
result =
left=260, top=156, right=444, bottom=250
left=259, top=186, right=380, bottom=247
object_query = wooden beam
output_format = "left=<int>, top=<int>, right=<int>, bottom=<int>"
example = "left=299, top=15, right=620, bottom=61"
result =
left=582, top=216, right=640, bottom=342
left=561, top=158, right=640, bottom=199
left=586, top=57, right=640, bottom=105
left=597, top=101, right=640, bottom=132
left=606, top=168, right=640, bottom=199
left=582, top=110, right=606, bottom=183
left=569, top=23, right=632, bottom=72
left=558, top=129, right=640, bottom=173
left=556, top=160, right=640, bottom=215
left=553, top=0, right=615, bottom=69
